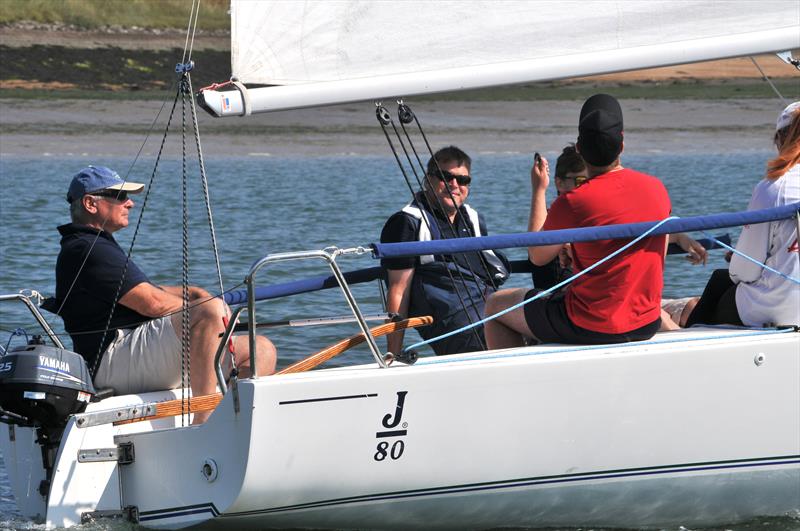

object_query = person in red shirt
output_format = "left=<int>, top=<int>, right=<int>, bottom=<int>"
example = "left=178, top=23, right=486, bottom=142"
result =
left=485, top=94, right=672, bottom=347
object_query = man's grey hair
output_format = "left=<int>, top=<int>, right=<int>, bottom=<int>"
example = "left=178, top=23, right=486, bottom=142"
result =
left=69, top=197, right=91, bottom=224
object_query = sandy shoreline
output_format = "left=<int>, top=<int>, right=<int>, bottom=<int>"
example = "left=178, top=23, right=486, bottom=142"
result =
left=0, top=98, right=786, bottom=159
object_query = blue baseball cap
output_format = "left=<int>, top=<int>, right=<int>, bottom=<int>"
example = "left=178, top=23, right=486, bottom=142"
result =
left=67, top=166, right=144, bottom=203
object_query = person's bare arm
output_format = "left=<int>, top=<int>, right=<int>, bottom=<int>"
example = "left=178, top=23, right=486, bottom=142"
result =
left=385, top=268, right=415, bottom=354
left=118, top=282, right=187, bottom=318
left=158, top=285, right=213, bottom=301
left=668, top=233, right=708, bottom=265
left=527, top=154, right=562, bottom=265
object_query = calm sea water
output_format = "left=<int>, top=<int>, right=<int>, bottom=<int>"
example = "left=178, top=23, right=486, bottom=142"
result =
left=1, top=151, right=797, bottom=530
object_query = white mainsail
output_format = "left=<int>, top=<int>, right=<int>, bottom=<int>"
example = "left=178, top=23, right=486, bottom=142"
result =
left=199, top=0, right=800, bottom=116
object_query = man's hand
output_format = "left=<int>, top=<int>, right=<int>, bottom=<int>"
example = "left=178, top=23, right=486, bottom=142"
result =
left=159, top=285, right=213, bottom=301
left=385, top=268, right=415, bottom=355
left=558, top=243, right=573, bottom=269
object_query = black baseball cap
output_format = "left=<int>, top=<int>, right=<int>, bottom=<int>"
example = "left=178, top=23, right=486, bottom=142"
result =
left=577, top=94, right=623, bottom=167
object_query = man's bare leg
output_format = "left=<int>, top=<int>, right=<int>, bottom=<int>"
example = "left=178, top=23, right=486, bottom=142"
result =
left=171, top=298, right=276, bottom=424
left=680, top=297, right=699, bottom=327
left=231, top=334, right=277, bottom=379
left=484, top=288, right=536, bottom=350
left=659, top=308, right=680, bottom=331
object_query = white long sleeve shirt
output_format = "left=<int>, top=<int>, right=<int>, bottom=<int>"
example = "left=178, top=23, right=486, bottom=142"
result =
left=730, top=164, right=800, bottom=326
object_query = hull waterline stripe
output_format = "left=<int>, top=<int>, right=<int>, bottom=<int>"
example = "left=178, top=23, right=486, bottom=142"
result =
left=416, top=327, right=797, bottom=366
left=139, top=502, right=220, bottom=522
left=211, top=455, right=799, bottom=520
left=279, top=393, right=377, bottom=405
left=136, top=456, right=799, bottom=523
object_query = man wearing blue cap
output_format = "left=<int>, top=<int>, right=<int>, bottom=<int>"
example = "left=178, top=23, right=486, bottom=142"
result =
left=485, top=94, right=672, bottom=348
left=54, top=166, right=276, bottom=422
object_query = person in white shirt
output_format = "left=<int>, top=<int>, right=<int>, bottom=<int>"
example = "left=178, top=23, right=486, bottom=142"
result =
left=685, top=101, right=800, bottom=328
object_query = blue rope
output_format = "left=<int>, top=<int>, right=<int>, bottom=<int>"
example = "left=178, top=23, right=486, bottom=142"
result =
left=3, top=328, right=29, bottom=355
left=414, top=326, right=796, bottom=366
left=404, top=216, right=678, bottom=353
left=701, top=231, right=800, bottom=285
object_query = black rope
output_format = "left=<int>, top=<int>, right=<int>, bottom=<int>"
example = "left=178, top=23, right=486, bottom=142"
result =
left=55, top=78, right=179, bottom=320
left=397, top=102, right=500, bottom=292
left=187, top=74, right=236, bottom=380
left=376, top=104, right=486, bottom=351
left=89, top=87, right=183, bottom=379
left=388, top=105, right=489, bottom=332
left=187, top=76, right=225, bottom=297
left=180, top=74, right=192, bottom=424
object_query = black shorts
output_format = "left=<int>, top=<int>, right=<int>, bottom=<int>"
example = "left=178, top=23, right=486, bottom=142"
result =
left=523, top=289, right=661, bottom=344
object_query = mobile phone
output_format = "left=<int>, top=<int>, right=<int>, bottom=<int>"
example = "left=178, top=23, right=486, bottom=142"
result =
left=534, top=152, right=541, bottom=163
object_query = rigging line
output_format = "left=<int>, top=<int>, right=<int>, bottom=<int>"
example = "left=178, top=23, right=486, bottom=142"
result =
left=396, top=103, right=497, bottom=347
left=701, top=232, right=800, bottom=285
left=404, top=216, right=678, bottom=353
left=400, top=103, right=501, bottom=291
left=386, top=124, right=487, bottom=352
left=89, top=87, right=183, bottom=379
left=392, top=106, right=494, bottom=296
left=187, top=76, right=225, bottom=298
left=180, top=76, right=192, bottom=424
left=376, top=106, right=486, bottom=351
left=750, top=56, right=786, bottom=105
left=181, top=0, right=199, bottom=65
left=55, top=79, right=179, bottom=319
left=187, top=74, right=235, bottom=375
left=186, top=0, right=202, bottom=64
left=391, top=111, right=489, bottom=310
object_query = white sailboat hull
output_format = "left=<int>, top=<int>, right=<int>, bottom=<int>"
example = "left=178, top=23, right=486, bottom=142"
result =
left=5, top=327, right=796, bottom=529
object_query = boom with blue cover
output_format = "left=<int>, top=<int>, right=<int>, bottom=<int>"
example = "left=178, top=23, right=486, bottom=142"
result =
left=223, top=204, right=798, bottom=306
left=371, top=204, right=799, bottom=260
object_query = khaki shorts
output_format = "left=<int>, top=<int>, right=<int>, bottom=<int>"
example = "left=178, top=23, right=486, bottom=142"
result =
left=94, top=316, right=182, bottom=395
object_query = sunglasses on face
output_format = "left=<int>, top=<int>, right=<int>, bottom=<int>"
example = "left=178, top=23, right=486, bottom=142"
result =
left=558, top=174, right=587, bottom=186
left=91, top=190, right=129, bottom=202
left=433, top=170, right=471, bottom=186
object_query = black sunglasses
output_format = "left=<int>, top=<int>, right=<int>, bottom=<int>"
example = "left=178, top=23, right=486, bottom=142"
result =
left=557, top=174, right=588, bottom=185
left=91, top=190, right=129, bottom=202
left=433, top=170, right=471, bottom=186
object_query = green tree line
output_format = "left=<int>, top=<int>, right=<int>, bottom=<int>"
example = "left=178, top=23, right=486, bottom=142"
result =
left=0, top=0, right=229, bottom=30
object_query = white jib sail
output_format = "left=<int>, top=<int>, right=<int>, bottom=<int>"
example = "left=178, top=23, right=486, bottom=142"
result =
left=200, top=0, right=800, bottom=116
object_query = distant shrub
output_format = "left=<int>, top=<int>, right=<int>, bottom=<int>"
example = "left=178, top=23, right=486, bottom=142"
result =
left=0, top=0, right=230, bottom=30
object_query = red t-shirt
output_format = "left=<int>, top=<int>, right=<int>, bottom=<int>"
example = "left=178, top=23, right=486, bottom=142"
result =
left=543, top=168, right=671, bottom=333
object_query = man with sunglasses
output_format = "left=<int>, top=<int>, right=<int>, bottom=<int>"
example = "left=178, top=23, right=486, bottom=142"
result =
left=380, top=146, right=509, bottom=356
left=53, top=166, right=276, bottom=423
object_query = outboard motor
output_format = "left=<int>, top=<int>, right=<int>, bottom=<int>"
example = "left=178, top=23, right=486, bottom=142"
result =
left=0, top=342, right=95, bottom=428
left=0, top=342, right=95, bottom=498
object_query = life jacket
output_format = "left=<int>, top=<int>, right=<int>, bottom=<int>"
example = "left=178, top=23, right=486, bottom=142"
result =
left=400, top=197, right=509, bottom=355
left=400, top=197, right=509, bottom=286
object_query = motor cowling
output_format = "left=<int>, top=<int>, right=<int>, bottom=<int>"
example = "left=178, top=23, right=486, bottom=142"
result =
left=0, top=344, right=95, bottom=428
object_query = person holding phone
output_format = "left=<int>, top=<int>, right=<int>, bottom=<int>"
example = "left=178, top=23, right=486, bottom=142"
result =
left=485, top=94, right=672, bottom=347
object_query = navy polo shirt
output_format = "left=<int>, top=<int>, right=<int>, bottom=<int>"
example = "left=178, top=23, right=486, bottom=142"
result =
left=54, top=223, right=151, bottom=367
left=379, top=194, right=490, bottom=281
